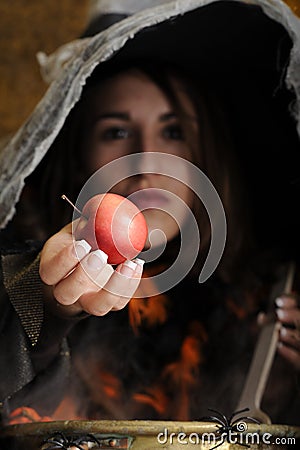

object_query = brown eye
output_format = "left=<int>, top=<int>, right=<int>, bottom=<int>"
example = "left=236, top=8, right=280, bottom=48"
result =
left=102, top=127, right=131, bottom=140
left=163, top=125, right=185, bottom=140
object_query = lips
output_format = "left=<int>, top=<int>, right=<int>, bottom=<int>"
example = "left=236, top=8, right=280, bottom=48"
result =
left=128, top=188, right=170, bottom=210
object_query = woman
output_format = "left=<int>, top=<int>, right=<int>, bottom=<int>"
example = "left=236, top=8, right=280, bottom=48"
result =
left=1, top=0, right=300, bottom=427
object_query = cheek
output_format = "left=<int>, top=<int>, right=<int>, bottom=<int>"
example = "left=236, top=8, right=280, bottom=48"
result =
left=166, top=182, right=195, bottom=235
left=110, top=180, right=131, bottom=195
left=167, top=178, right=194, bottom=209
left=87, top=146, right=117, bottom=172
left=86, top=132, right=133, bottom=173
left=86, top=147, right=135, bottom=192
left=182, top=186, right=195, bottom=209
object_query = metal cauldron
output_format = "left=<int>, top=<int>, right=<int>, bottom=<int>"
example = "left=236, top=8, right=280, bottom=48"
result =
left=1, top=420, right=299, bottom=449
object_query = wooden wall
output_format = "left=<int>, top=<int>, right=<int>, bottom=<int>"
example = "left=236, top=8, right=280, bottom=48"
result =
left=0, top=0, right=89, bottom=138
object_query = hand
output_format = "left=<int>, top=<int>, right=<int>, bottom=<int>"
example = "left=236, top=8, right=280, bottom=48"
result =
left=276, top=294, right=300, bottom=371
left=39, top=222, right=144, bottom=317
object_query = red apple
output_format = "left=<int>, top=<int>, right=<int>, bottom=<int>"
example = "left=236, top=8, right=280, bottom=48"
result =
left=76, top=193, right=148, bottom=264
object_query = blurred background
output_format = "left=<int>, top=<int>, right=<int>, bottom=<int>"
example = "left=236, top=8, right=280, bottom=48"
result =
left=0, top=0, right=89, bottom=139
left=0, top=0, right=299, bottom=140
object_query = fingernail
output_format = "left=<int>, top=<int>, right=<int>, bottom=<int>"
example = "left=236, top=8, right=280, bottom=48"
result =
left=257, top=311, right=266, bottom=326
left=275, top=297, right=284, bottom=307
left=276, top=309, right=285, bottom=319
left=73, top=240, right=91, bottom=259
left=85, top=250, right=108, bottom=270
left=120, top=260, right=137, bottom=277
left=280, top=327, right=288, bottom=337
left=132, top=258, right=145, bottom=274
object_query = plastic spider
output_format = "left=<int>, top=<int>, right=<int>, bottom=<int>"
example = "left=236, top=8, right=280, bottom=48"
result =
left=42, top=432, right=100, bottom=449
left=200, top=407, right=261, bottom=449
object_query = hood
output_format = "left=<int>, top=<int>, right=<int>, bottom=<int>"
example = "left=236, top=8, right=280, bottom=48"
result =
left=0, top=0, right=300, bottom=231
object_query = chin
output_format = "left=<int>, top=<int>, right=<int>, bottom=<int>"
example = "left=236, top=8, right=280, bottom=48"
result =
left=144, top=218, right=179, bottom=248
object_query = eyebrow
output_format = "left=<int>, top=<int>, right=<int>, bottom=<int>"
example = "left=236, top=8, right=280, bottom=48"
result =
left=95, top=111, right=178, bottom=122
left=95, top=112, right=130, bottom=121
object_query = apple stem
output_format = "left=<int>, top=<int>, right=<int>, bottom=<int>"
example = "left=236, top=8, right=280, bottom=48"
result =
left=61, top=194, right=88, bottom=219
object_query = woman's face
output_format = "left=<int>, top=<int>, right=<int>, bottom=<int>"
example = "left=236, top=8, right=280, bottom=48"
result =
left=83, top=69, right=198, bottom=247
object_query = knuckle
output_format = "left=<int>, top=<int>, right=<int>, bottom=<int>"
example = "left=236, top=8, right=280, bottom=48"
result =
left=87, top=303, right=109, bottom=316
left=115, top=299, right=129, bottom=310
left=75, top=270, right=91, bottom=288
left=39, top=264, right=53, bottom=286
left=52, top=286, right=67, bottom=305
left=53, top=285, right=76, bottom=305
left=84, top=293, right=119, bottom=316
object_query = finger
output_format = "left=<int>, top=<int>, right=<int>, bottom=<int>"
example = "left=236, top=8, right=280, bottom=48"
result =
left=40, top=222, right=92, bottom=285
left=275, top=294, right=298, bottom=310
left=53, top=249, right=111, bottom=305
left=40, top=238, right=92, bottom=285
left=276, top=307, right=300, bottom=326
left=277, top=342, right=300, bottom=371
left=256, top=311, right=274, bottom=327
left=112, top=258, right=145, bottom=310
left=279, top=326, right=300, bottom=349
left=79, top=259, right=144, bottom=316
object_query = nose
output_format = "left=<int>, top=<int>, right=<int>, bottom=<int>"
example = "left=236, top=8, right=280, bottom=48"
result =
left=135, top=132, right=162, bottom=174
left=136, top=152, right=161, bottom=175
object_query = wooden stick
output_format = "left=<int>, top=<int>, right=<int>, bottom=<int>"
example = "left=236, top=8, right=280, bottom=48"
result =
left=61, top=194, right=88, bottom=219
